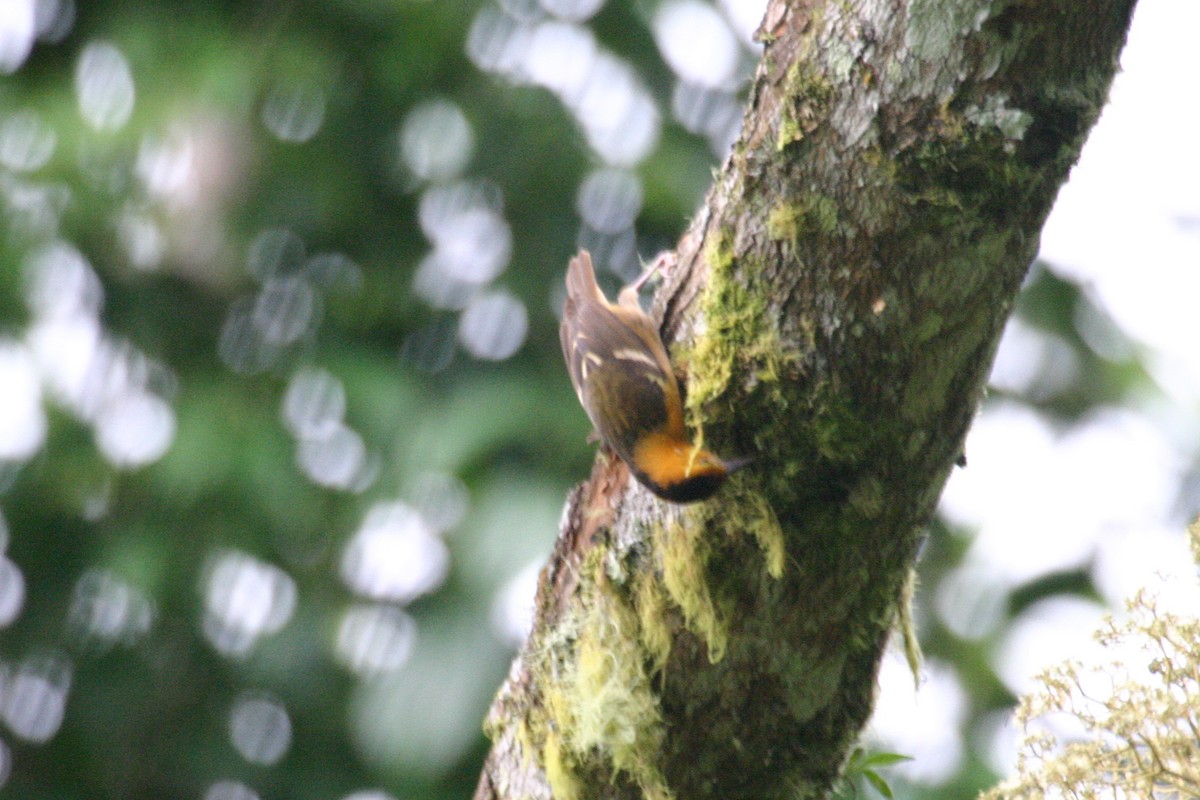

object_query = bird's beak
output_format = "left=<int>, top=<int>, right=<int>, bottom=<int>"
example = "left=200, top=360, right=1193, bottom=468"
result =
left=722, top=456, right=754, bottom=474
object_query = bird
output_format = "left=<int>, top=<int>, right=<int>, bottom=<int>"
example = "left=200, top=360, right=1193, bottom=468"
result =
left=559, top=249, right=744, bottom=503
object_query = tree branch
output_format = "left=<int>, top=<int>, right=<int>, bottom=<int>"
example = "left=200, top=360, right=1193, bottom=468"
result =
left=476, top=0, right=1136, bottom=797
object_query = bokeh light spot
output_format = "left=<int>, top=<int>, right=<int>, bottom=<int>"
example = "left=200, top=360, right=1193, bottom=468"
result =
left=934, top=560, right=1007, bottom=641
left=201, top=551, right=297, bottom=658
left=252, top=276, right=317, bottom=346
left=296, top=423, right=375, bottom=492
left=524, top=21, right=598, bottom=97
left=417, top=184, right=512, bottom=286
left=202, top=781, right=260, bottom=800
left=247, top=227, right=306, bottom=281
left=0, top=110, right=56, bottom=171
left=570, top=53, right=660, bottom=165
left=540, top=0, right=605, bottom=21
left=466, top=6, right=532, bottom=76
left=75, top=41, right=135, bottom=131
left=1, top=652, right=72, bottom=743
left=349, top=627, right=505, bottom=779
left=229, top=692, right=291, bottom=766
left=0, top=340, right=46, bottom=461
left=66, top=569, right=154, bottom=648
left=335, top=604, right=417, bottom=676
left=341, top=502, right=449, bottom=603
left=671, top=82, right=743, bottom=154
left=0, top=556, right=26, bottom=628
left=0, top=0, right=36, bottom=74
left=458, top=290, right=528, bottom=360
left=413, top=253, right=477, bottom=310
left=93, top=390, right=176, bottom=468
left=654, top=0, right=739, bottom=88
left=35, top=0, right=75, bottom=44
left=988, top=316, right=1079, bottom=401
left=282, top=366, right=346, bottom=440
left=136, top=129, right=196, bottom=201
left=305, top=252, right=362, bottom=291
left=718, top=0, right=768, bottom=45
left=869, top=655, right=968, bottom=786
left=22, top=240, right=103, bottom=319
left=407, top=471, right=469, bottom=534
left=576, top=168, right=642, bottom=234
left=261, top=83, right=326, bottom=143
left=340, top=791, right=398, bottom=800
left=117, top=207, right=166, bottom=270
left=219, top=295, right=284, bottom=374
left=418, top=180, right=503, bottom=241
left=992, top=596, right=1108, bottom=697
left=400, top=99, right=475, bottom=183
left=490, top=559, right=541, bottom=647
left=399, top=318, right=458, bottom=374
left=435, top=214, right=512, bottom=283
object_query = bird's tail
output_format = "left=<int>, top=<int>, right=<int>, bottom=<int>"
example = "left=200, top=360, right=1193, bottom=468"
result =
left=565, top=250, right=604, bottom=303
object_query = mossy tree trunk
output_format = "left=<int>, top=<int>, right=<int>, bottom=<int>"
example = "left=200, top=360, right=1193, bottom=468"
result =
left=475, top=0, right=1136, bottom=798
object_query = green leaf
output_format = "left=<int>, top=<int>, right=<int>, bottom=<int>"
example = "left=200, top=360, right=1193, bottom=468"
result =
left=862, top=769, right=894, bottom=799
left=861, top=752, right=914, bottom=768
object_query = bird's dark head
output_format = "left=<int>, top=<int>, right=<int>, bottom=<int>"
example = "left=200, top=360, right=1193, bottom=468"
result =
left=631, top=437, right=751, bottom=503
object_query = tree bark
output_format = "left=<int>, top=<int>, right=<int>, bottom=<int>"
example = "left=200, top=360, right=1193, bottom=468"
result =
left=476, top=0, right=1136, bottom=798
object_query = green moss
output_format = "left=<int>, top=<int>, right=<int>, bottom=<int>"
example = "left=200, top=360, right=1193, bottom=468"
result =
left=538, top=560, right=673, bottom=800
left=777, top=115, right=805, bottom=152
left=777, top=57, right=834, bottom=151
left=901, top=305, right=991, bottom=421
left=633, top=567, right=674, bottom=674
left=810, top=393, right=872, bottom=463
left=898, top=566, right=923, bottom=688
left=709, top=478, right=786, bottom=580
left=742, top=487, right=786, bottom=579
left=657, top=479, right=788, bottom=665
left=847, top=475, right=885, bottom=520
left=897, top=100, right=1051, bottom=241
left=773, top=645, right=847, bottom=722
left=661, top=516, right=728, bottom=663
left=687, top=231, right=792, bottom=428
left=766, top=195, right=839, bottom=244
left=544, top=730, right=581, bottom=800
left=914, top=312, right=944, bottom=343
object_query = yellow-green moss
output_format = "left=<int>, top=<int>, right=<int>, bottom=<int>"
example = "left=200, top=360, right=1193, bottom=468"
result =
left=544, top=730, right=581, bottom=800
left=901, top=305, right=991, bottom=421
left=847, top=475, right=885, bottom=520
left=747, top=493, right=786, bottom=580
left=777, top=57, right=834, bottom=151
left=914, top=312, right=944, bottom=343
left=767, top=195, right=839, bottom=244
left=898, top=566, right=923, bottom=688
left=514, top=718, right=535, bottom=770
left=687, top=231, right=792, bottom=426
left=713, top=479, right=786, bottom=580
left=810, top=393, right=872, bottom=463
left=633, top=566, right=674, bottom=675
left=540, top=578, right=673, bottom=799
left=661, top=516, right=728, bottom=663
left=657, top=483, right=787, bottom=665
left=773, top=644, right=847, bottom=722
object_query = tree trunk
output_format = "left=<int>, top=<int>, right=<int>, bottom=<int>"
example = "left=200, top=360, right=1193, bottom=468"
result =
left=475, top=0, right=1136, bottom=798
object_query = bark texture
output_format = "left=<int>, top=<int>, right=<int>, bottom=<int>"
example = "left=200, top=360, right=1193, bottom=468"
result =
left=477, top=1, right=1136, bottom=798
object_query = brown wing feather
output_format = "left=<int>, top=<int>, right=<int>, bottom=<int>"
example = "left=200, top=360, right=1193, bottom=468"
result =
left=560, top=250, right=685, bottom=460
